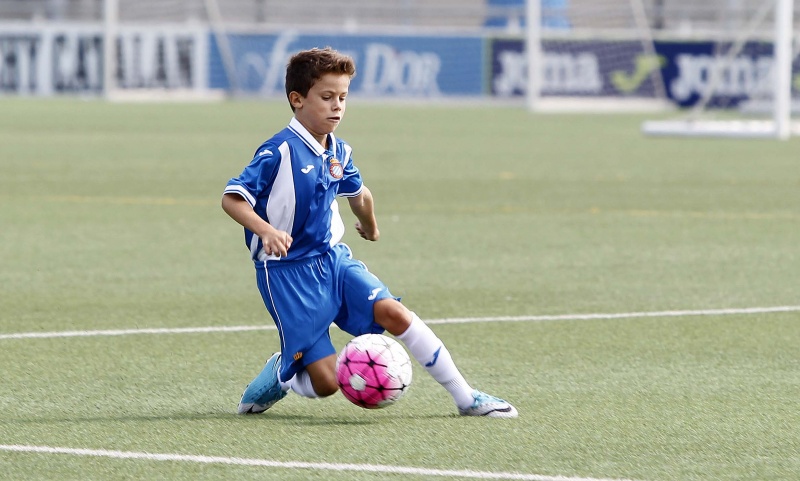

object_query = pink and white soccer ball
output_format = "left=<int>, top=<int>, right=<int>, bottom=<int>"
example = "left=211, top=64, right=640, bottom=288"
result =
left=336, top=334, right=413, bottom=409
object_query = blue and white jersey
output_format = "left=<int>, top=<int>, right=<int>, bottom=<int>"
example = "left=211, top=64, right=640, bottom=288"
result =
left=224, top=117, right=363, bottom=263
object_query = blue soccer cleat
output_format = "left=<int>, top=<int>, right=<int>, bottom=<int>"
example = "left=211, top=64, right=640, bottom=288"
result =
left=458, top=389, right=518, bottom=418
left=237, top=352, right=288, bottom=414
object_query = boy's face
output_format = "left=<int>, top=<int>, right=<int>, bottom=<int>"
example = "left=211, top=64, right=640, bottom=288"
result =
left=290, top=73, right=350, bottom=146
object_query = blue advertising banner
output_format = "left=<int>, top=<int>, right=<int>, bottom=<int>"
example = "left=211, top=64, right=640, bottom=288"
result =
left=489, top=36, right=799, bottom=107
left=655, top=41, right=776, bottom=108
left=490, top=37, right=658, bottom=98
left=209, top=31, right=484, bottom=97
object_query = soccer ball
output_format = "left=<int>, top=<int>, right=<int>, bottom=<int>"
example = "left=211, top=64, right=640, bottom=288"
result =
left=335, top=334, right=413, bottom=409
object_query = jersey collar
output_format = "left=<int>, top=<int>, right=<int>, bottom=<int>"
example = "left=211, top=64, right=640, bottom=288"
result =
left=288, top=117, right=336, bottom=157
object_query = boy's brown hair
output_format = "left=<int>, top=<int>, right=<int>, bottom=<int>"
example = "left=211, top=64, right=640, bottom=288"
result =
left=285, top=47, right=356, bottom=111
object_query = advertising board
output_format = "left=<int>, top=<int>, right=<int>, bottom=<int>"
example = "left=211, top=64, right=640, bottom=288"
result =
left=2, top=22, right=796, bottom=108
left=489, top=36, right=798, bottom=107
left=0, top=24, right=206, bottom=95
left=208, top=31, right=484, bottom=97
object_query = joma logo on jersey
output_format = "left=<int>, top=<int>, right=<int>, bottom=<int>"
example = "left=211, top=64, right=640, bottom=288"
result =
left=329, top=159, right=343, bottom=179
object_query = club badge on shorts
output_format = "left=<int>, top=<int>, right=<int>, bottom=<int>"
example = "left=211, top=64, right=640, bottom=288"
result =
left=329, top=158, right=343, bottom=179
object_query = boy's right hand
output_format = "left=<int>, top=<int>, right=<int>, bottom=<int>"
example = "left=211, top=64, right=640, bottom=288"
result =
left=261, top=227, right=293, bottom=257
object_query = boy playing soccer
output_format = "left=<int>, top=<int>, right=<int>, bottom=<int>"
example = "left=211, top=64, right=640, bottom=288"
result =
left=221, top=47, right=517, bottom=418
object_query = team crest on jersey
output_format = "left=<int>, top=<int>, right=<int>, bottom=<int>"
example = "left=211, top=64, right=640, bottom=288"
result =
left=328, top=158, right=344, bottom=179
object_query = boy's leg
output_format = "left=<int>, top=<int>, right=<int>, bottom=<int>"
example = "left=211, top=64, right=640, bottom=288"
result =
left=393, top=310, right=518, bottom=418
left=240, top=257, right=340, bottom=413
left=239, top=349, right=337, bottom=413
left=333, top=245, right=518, bottom=418
left=373, top=301, right=473, bottom=408
left=281, top=355, right=338, bottom=398
left=280, top=369, right=317, bottom=398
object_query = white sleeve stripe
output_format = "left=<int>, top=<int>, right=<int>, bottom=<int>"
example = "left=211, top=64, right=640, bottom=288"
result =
left=338, top=184, right=363, bottom=198
left=224, top=185, right=256, bottom=207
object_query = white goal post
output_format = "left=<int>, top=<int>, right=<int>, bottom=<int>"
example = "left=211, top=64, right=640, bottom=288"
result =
left=641, top=0, right=799, bottom=140
left=525, top=0, right=799, bottom=139
left=103, top=0, right=118, bottom=100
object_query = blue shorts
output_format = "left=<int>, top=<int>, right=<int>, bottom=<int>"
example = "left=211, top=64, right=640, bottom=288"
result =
left=254, top=243, right=395, bottom=381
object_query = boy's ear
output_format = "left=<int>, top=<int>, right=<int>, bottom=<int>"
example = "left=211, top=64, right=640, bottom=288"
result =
left=289, top=91, right=304, bottom=110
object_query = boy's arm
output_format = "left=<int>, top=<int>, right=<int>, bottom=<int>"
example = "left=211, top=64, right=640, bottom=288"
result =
left=221, top=193, right=293, bottom=257
left=347, top=186, right=380, bottom=241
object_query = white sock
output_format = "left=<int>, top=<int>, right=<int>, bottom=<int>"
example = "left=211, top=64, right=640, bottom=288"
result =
left=280, top=370, right=318, bottom=398
left=395, top=313, right=475, bottom=409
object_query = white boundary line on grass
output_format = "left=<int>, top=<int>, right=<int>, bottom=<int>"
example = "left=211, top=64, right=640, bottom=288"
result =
left=0, top=325, right=272, bottom=340
left=1, top=305, right=798, bottom=341
left=0, top=444, right=640, bottom=481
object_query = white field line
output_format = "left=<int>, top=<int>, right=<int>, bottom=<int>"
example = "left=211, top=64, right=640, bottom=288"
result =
left=1, top=305, right=798, bottom=341
left=426, top=305, right=800, bottom=325
left=0, top=444, right=640, bottom=481
left=0, top=325, right=273, bottom=340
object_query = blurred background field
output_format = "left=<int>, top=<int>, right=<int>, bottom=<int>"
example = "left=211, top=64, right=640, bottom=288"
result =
left=0, top=98, right=799, bottom=480
left=1, top=0, right=800, bottom=479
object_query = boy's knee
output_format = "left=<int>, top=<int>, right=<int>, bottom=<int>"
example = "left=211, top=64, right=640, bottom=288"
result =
left=310, top=375, right=339, bottom=397
left=314, top=381, right=339, bottom=397
left=373, top=298, right=412, bottom=336
left=306, top=357, right=340, bottom=397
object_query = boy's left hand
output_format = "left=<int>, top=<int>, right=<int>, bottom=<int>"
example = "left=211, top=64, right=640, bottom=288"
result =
left=355, top=221, right=379, bottom=241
